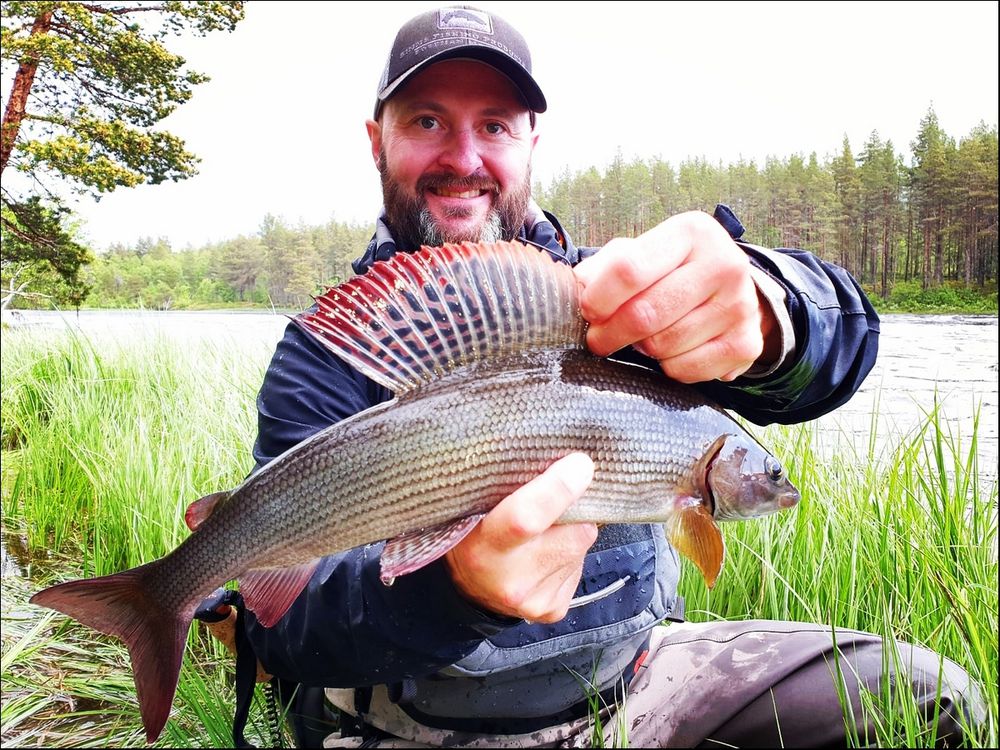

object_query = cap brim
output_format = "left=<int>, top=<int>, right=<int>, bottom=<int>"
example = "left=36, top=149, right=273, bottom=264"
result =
left=374, top=46, right=547, bottom=119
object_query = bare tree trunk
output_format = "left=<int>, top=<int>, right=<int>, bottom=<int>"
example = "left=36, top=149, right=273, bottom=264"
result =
left=905, top=205, right=913, bottom=282
left=964, top=208, right=973, bottom=286
left=1, top=10, right=53, bottom=175
left=881, top=213, right=890, bottom=299
left=934, top=214, right=944, bottom=286
left=922, top=222, right=931, bottom=290
left=861, top=220, right=869, bottom=286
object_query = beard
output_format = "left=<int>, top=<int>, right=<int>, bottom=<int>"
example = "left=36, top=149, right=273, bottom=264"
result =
left=379, top=146, right=532, bottom=251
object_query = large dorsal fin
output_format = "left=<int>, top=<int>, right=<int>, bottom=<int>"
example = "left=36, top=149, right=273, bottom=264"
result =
left=294, top=241, right=587, bottom=394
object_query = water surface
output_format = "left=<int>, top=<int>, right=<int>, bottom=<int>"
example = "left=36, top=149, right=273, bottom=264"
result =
left=6, top=309, right=998, bottom=482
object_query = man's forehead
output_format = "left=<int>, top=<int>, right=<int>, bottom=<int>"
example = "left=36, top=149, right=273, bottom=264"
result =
left=385, top=59, right=530, bottom=115
left=391, top=98, right=526, bottom=122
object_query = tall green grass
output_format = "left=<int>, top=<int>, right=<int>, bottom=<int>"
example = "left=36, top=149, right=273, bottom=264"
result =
left=1, top=325, right=997, bottom=747
left=1, top=327, right=266, bottom=574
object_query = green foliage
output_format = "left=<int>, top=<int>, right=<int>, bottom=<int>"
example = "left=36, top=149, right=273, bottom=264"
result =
left=1, top=198, right=92, bottom=305
left=1, top=0, right=245, bottom=303
left=871, top=279, right=999, bottom=314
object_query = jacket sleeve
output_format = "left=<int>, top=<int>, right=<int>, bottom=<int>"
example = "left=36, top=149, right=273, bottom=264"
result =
left=694, top=241, right=880, bottom=425
left=587, top=206, right=880, bottom=426
left=244, top=322, right=517, bottom=686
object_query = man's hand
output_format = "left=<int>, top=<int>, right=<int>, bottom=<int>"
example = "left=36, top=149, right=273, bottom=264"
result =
left=195, top=593, right=273, bottom=683
left=444, top=452, right=597, bottom=623
left=575, top=211, right=778, bottom=383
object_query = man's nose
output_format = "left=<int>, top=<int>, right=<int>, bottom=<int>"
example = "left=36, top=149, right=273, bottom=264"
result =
left=436, top=129, right=484, bottom=175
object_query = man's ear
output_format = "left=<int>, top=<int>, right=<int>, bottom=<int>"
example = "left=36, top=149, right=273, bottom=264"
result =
left=366, top=119, right=382, bottom=168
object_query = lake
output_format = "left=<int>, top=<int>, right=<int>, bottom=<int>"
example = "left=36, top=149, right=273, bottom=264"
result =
left=5, top=309, right=998, bottom=485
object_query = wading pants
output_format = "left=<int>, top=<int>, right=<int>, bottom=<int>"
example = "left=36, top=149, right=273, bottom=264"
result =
left=320, top=619, right=985, bottom=748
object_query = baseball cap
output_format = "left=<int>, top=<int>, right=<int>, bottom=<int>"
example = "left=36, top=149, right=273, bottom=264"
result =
left=374, top=5, right=547, bottom=119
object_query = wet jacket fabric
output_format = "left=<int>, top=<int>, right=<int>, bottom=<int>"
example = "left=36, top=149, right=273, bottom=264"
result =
left=243, top=204, right=880, bottom=722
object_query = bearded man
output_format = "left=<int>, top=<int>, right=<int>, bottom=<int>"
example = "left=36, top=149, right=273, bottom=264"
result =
left=202, top=6, right=983, bottom=748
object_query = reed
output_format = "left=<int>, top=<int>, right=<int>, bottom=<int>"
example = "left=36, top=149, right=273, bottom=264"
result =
left=1, top=326, right=996, bottom=747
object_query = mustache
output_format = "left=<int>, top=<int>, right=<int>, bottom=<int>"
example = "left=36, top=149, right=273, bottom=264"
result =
left=416, top=173, right=500, bottom=194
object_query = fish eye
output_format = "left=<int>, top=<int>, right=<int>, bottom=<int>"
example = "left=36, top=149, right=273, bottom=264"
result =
left=764, top=456, right=784, bottom=482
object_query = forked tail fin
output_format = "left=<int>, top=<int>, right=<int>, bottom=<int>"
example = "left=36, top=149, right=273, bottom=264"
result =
left=30, top=562, right=190, bottom=743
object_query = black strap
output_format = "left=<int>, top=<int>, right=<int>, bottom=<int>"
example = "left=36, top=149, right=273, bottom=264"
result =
left=233, top=599, right=259, bottom=748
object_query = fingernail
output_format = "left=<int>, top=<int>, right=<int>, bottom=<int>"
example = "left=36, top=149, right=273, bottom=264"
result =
left=558, top=453, right=594, bottom=496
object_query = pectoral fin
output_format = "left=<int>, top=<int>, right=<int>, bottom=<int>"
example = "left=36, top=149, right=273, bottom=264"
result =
left=666, top=498, right=725, bottom=589
left=380, top=514, right=486, bottom=585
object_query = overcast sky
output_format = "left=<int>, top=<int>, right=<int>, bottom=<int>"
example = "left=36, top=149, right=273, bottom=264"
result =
left=60, top=1, right=999, bottom=250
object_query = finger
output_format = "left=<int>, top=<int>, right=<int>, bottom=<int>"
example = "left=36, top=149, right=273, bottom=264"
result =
left=574, top=236, right=690, bottom=323
left=638, top=278, right=761, bottom=364
left=493, top=522, right=597, bottom=622
left=640, top=301, right=734, bottom=364
left=656, top=322, right=764, bottom=383
left=584, top=260, right=717, bottom=357
left=204, top=607, right=239, bottom=654
left=479, top=452, right=594, bottom=549
left=516, top=554, right=591, bottom=623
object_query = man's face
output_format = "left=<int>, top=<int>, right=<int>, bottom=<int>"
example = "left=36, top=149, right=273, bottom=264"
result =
left=367, top=59, right=538, bottom=249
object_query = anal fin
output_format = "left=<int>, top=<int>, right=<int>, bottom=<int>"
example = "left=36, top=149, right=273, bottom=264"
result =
left=239, top=560, right=321, bottom=627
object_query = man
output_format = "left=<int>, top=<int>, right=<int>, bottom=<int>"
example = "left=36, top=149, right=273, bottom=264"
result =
left=204, top=6, right=983, bottom=747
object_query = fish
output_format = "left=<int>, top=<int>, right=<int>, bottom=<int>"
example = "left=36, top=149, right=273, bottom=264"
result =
left=29, top=239, right=800, bottom=742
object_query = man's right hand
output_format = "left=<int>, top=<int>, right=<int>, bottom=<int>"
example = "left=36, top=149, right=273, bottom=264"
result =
left=443, top=452, right=597, bottom=623
left=195, top=589, right=273, bottom=683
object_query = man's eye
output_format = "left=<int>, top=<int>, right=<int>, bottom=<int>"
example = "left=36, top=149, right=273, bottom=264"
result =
left=418, top=117, right=438, bottom=130
left=485, top=122, right=505, bottom=135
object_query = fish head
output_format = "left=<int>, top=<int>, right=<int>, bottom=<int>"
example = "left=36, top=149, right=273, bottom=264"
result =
left=705, top=433, right=800, bottom=521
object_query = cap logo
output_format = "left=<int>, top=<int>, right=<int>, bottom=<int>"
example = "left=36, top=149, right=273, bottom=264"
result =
left=438, top=8, right=492, bottom=34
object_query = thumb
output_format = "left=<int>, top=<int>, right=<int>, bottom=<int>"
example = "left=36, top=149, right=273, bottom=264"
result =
left=481, top=452, right=595, bottom=548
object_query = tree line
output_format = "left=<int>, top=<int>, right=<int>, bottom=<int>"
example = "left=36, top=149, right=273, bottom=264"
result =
left=82, top=215, right=372, bottom=310
left=12, top=106, right=1000, bottom=312
left=538, top=108, right=997, bottom=299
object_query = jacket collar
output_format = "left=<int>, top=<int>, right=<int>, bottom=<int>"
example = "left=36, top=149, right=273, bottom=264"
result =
left=352, top=200, right=579, bottom=274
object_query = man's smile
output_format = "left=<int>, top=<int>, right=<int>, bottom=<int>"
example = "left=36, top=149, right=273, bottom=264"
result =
left=430, top=187, right=490, bottom=199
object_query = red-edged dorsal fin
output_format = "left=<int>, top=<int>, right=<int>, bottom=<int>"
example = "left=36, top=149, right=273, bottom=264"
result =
left=379, top=514, right=487, bottom=585
left=294, top=241, right=587, bottom=395
left=184, top=491, right=230, bottom=531
left=239, top=560, right=320, bottom=627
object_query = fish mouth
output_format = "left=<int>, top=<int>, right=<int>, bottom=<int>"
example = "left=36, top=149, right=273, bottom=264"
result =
left=779, top=488, right=802, bottom=509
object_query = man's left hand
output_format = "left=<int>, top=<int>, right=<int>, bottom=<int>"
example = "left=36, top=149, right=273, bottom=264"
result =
left=574, top=210, right=777, bottom=383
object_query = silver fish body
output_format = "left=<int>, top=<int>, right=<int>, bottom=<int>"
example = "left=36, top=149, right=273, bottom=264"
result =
left=189, top=349, right=778, bottom=574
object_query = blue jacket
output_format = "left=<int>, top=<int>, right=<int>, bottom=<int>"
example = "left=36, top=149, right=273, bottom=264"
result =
left=243, top=205, right=879, bottom=715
